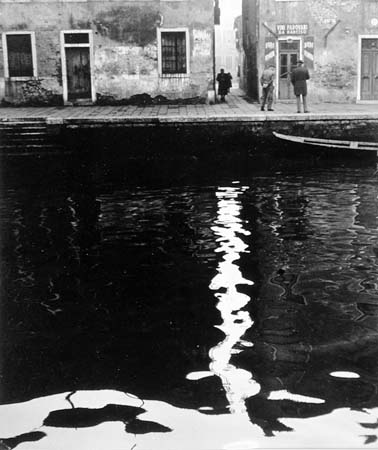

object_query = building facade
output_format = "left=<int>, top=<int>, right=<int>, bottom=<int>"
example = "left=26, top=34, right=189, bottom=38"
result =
left=244, top=0, right=378, bottom=103
left=0, top=0, right=214, bottom=105
left=215, top=26, right=240, bottom=86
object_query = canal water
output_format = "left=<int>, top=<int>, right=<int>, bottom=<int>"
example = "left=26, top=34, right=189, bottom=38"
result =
left=1, top=150, right=378, bottom=449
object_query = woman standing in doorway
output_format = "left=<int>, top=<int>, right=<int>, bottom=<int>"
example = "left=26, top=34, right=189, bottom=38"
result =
left=216, top=68, right=232, bottom=102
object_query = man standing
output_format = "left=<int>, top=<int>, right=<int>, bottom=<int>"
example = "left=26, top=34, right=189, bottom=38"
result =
left=291, top=60, right=310, bottom=113
left=260, top=65, right=275, bottom=111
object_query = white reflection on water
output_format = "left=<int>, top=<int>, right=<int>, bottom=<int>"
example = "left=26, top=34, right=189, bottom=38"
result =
left=330, top=371, right=361, bottom=379
left=208, top=186, right=260, bottom=414
left=267, top=390, right=325, bottom=404
left=1, top=389, right=377, bottom=450
left=186, top=371, right=215, bottom=381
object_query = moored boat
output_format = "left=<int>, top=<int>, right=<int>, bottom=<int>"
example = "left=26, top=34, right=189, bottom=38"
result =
left=273, top=131, right=378, bottom=151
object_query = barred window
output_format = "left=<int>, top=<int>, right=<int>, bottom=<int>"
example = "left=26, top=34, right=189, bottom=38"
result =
left=161, top=31, right=187, bottom=74
left=6, top=34, right=33, bottom=77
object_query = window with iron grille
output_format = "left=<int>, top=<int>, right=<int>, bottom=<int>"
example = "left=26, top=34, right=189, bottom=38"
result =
left=161, top=31, right=187, bottom=74
left=6, top=34, right=33, bottom=77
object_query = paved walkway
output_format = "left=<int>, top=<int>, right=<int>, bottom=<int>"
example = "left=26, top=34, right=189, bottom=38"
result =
left=0, top=90, right=377, bottom=123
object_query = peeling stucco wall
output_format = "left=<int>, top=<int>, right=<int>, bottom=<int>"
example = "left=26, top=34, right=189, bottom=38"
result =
left=0, top=0, right=214, bottom=105
left=254, top=0, right=376, bottom=103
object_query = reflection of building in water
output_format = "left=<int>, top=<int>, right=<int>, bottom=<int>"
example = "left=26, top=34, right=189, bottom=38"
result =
left=231, top=175, right=378, bottom=436
left=209, top=186, right=260, bottom=415
left=0, top=183, right=100, bottom=403
left=355, top=181, right=378, bottom=229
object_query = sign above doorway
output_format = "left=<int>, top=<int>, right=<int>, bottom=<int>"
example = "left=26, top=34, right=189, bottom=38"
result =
left=276, top=24, right=309, bottom=35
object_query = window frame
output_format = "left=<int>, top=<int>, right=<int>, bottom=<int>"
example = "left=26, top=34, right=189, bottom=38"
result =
left=2, top=31, right=37, bottom=80
left=157, top=28, right=190, bottom=77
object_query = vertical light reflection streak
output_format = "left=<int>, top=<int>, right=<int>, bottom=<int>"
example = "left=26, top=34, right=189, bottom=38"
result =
left=209, top=186, right=260, bottom=415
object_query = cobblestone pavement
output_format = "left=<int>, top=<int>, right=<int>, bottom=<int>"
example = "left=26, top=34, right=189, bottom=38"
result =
left=0, top=89, right=377, bottom=121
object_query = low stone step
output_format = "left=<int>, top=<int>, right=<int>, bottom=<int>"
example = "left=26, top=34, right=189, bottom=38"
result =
left=0, top=118, right=46, bottom=123
left=0, top=122, right=47, bottom=127
left=1, top=147, right=69, bottom=156
left=1, top=137, right=56, bottom=143
left=2, top=135, right=55, bottom=141
left=0, top=125, right=47, bottom=130
left=2, top=129, right=50, bottom=134
left=0, top=144, right=64, bottom=150
left=0, top=127, right=48, bottom=132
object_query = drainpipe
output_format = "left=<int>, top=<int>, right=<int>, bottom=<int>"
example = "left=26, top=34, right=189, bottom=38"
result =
left=247, top=0, right=259, bottom=101
left=213, top=0, right=220, bottom=102
left=213, top=27, right=216, bottom=94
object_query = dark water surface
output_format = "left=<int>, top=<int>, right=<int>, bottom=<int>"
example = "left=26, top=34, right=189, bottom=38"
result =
left=1, top=152, right=378, bottom=449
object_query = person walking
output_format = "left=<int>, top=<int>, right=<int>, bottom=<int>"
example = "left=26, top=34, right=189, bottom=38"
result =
left=260, top=65, right=275, bottom=111
left=290, top=60, right=310, bottom=113
left=216, top=68, right=232, bottom=102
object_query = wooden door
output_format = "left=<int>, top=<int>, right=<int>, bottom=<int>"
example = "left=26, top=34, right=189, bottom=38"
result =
left=279, top=41, right=299, bottom=100
left=361, top=39, right=378, bottom=100
left=66, top=47, right=91, bottom=100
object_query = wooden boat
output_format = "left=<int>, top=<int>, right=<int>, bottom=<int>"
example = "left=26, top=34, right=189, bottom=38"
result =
left=273, top=131, right=378, bottom=152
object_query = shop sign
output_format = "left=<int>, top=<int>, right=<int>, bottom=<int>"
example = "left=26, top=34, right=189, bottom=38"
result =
left=303, top=36, right=314, bottom=69
left=264, top=38, right=276, bottom=64
left=276, top=23, right=309, bottom=35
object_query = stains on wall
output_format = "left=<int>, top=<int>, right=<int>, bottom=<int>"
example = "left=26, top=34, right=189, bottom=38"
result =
left=10, top=23, right=29, bottom=30
left=193, top=30, right=212, bottom=57
left=94, top=44, right=157, bottom=79
left=94, top=6, right=160, bottom=46
left=312, top=62, right=357, bottom=102
left=91, top=2, right=212, bottom=102
left=3, top=79, right=62, bottom=106
left=308, top=0, right=358, bottom=26
left=308, top=0, right=338, bottom=27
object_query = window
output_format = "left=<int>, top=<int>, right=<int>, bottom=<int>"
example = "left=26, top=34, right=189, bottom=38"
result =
left=3, top=32, right=36, bottom=78
left=362, top=38, right=378, bottom=50
left=159, top=30, right=189, bottom=75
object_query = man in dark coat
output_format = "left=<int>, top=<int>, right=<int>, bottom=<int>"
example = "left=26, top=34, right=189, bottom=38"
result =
left=290, top=60, right=310, bottom=113
left=216, top=68, right=232, bottom=102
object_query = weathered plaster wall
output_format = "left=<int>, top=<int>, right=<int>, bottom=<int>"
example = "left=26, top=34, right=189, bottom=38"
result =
left=258, top=0, right=376, bottom=103
left=0, top=0, right=213, bottom=105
